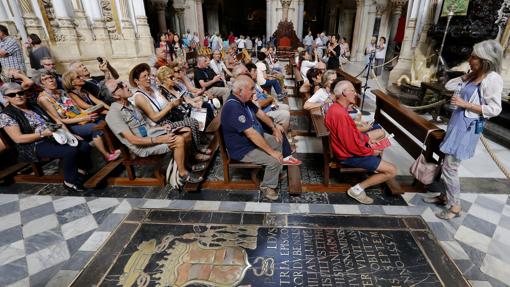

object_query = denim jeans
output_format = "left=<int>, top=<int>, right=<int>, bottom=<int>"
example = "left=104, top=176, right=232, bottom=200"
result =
left=261, top=79, right=283, bottom=95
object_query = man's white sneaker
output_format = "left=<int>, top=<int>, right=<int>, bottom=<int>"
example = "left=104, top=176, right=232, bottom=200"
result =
left=347, top=185, right=374, bottom=205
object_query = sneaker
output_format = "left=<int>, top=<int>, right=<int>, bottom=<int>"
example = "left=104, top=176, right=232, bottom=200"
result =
left=282, top=156, right=302, bottom=166
left=277, top=93, right=287, bottom=101
left=260, top=186, right=279, bottom=201
left=347, top=185, right=374, bottom=204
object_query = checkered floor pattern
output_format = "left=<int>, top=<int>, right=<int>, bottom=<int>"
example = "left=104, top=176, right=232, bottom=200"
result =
left=0, top=193, right=509, bottom=286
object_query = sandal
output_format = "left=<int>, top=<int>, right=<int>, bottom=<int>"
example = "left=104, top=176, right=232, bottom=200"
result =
left=191, top=163, right=207, bottom=172
left=195, top=153, right=211, bottom=162
left=435, top=208, right=461, bottom=220
left=199, top=147, right=212, bottom=155
left=178, top=172, right=203, bottom=186
left=422, top=195, right=447, bottom=205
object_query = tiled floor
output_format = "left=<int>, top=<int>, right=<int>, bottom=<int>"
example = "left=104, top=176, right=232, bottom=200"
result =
left=1, top=193, right=509, bottom=286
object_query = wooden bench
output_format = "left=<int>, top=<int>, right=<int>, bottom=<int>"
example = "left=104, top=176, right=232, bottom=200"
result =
left=308, top=89, right=445, bottom=194
left=289, top=57, right=303, bottom=97
left=85, top=121, right=165, bottom=188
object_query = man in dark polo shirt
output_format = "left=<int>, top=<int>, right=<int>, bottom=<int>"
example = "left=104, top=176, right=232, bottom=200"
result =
left=194, top=55, right=230, bottom=102
left=221, top=75, right=284, bottom=200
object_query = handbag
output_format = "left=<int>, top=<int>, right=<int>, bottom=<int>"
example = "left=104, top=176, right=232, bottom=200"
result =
left=409, top=129, right=442, bottom=185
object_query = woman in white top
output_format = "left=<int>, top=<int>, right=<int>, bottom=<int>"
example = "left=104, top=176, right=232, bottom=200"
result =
left=365, top=36, right=377, bottom=65
left=303, top=70, right=337, bottom=111
left=374, top=37, right=386, bottom=76
left=300, top=48, right=319, bottom=81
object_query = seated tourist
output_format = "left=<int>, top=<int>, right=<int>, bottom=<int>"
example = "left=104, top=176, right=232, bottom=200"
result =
left=62, top=70, right=110, bottom=113
left=209, top=50, right=232, bottom=84
left=194, top=55, right=230, bottom=102
left=299, top=68, right=323, bottom=95
left=153, top=47, right=170, bottom=70
left=0, top=83, right=91, bottom=192
left=130, top=63, right=210, bottom=162
left=221, top=76, right=299, bottom=201
left=255, top=52, right=287, bottom=100
left=300, top=49, right=319, bottom=81
left=159, top=63, right=203, bottom=109
left=245, top=63, right=290, bottom=132
left=36, top=70, right=120, bottom=162
left=68, top=59, right=119, bottom=101
left=266, top=46, right=283, bottom=74
left=40, top=57, right=63, bottom=89
left=303, top=70, right=337, bottom=111
left=103, top=79, right=202, bottom=185
left=325, top=80, right=396, bottom=204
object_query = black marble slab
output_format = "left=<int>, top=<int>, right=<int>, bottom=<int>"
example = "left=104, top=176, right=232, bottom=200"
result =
left=74, top=209, right=469, bottom=287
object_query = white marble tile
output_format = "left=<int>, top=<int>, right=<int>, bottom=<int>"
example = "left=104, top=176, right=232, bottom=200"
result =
left=382, top=206, right=414, bottom=215
left=19, top=196, right=52, bottom=211
left=492, top=226, right=510, bottom=245
left=454, top=226, right=492, bottom=253
left=468, top=203, right=502, bottom=225
left=439, top=240, right=470, bottom=260
left=245, top=202, right=271, bottom=213
left=52, top=196, right=86, bottom=212
left=289, top=203, right=309, bottom=214
left=0, top=240, right=25, bottom=266
left=420, top=207, right=441, bottom=223
left=44, top=270, right=79, bottom=287
left=460, top=193, right=478, bottom=203
left=193, top=201, right=221, bottom=211
left=113, top=200, right=132, bottom=214
left=480, top=254, right=510, bottom=285
left=468, top=280, right=493, bottom=287
left=380, top=138, right=415, bottom=176
left=26, top=241, right=70, bottom=275
left=401, top=192, right=416, bottom=206
left=333, top=205, right=360, bottom=215
left=79, top=231, right=111, bottom=252
left=294, top=136, right=322, bottom=153
left=0, top=212, right=21, bottom=232
left=22, top=214, right=58, bottom=238
left=60, top=215, right=98, bottom=240
left=87, top=198, right=120, bottom=214
left=6, top=278, right=30, bottom=287
left=476, top=194, right=508, bottom=204
left=0, top=194, right=19, bottom=206
left=502, top=205, right=510, bottom=218
left=142, top=199, right=170, bottom=209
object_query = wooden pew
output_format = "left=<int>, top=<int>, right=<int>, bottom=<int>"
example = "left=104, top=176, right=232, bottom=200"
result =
left=289, top=57, right=303, bottom=97
left=0, top=129, right=31, bottom=182
left=309, top=89, right=445, bottom=194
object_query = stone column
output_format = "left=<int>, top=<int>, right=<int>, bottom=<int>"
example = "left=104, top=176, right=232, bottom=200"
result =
left=340, top=9, right=356, bottom=42
left=17, top=0, right=45, bottom=39
left=266, top=0, right=273, bottom=38
left=205, top=2, right=219, bottom=35
left=351, top=0, right=364, bottom=61
left=385, top=0, right=406, bottom=62
left=297, top=0, right=304, bottom=39
left=280, top=0, right=292, bottom=21
left=356, top=1, right=376, bottom=61
left=152, top=0, right=168, bottom=33
left=195, top=0, right=205, bottom=40
left=373, top=3, right=386, bottom=37
left=328, top=0, right=338, bottom=35
left=174, top=8, right=185, bottom=35
left=132, top=0, right=153, bottom=59
left=70, top=0, right=94, bottom=41
left=118, top=0, right=136, bottom=39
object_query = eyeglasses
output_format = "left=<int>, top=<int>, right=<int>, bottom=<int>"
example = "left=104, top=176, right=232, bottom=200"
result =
left=112, top=81, right=126, bottom=94
left=4, top=91, right=25, bottom=98
left=173, top=69, right=181, bottom=73
left=43, top=63, right=56, bottom=66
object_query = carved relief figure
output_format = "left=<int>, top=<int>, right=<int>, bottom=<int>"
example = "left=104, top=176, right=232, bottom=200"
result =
left=100, top=0, right=121, bottom=39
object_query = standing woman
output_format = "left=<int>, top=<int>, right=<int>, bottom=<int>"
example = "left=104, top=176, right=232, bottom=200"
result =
left=172, top=34, right=187, bottom=67
left=26, top=34, right=51, bottom=70
left=326, top=35, right=341, bottom=70
left=374, top=37, right=386, bottom=76
left=429, top=40, right=503, bottom=220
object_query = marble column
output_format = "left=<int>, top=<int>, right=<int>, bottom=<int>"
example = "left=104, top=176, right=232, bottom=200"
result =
left=266, top=0, right=273, bottom=38
left=152, top=0, right=168, bottom=33
left=373, top=4, right=386, bottom=37
left=205, top=3, right=219, bottom=35
left=357, top=1, right=377, bottom=61
left=174, top=8, right=185, bottom=35
left=118, top=0, right=136, bottom=39
left=297, top=0, right=304, bottom=39
left=385, top=0, right=406, bottom=62
left=341, top=9, right=356, bottom=44
left=195, top=0, right=205, bottom=40
left=280, top=0, right=292, bottom=21
left=17, top=0, right=45, bottom=39
left=328, top=0, right=338, bottom=35
left=351, top=0, right=364, bottom=61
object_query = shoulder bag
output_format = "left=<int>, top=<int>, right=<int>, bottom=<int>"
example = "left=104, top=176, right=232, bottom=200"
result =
left=409, top=129, right=443, bottom=185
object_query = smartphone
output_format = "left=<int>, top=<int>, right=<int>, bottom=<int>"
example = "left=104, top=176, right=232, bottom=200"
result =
left=97, top=57, right=103, bottom=64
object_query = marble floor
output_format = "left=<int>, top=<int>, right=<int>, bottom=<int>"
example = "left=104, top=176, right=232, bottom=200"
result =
left=0, top=61, right=509, bottom=286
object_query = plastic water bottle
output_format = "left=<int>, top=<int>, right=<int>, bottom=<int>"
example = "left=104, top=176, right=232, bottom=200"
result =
left=449, top=83, right=462, bottom=110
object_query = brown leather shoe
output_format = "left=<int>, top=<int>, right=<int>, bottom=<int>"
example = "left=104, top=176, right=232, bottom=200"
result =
left=260, top=187, right=279, bottom=201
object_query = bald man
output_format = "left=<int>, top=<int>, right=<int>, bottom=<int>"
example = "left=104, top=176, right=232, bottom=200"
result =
left=325, top=80, right=396, bottom=204
left=221, top=75, right=285, bottom=201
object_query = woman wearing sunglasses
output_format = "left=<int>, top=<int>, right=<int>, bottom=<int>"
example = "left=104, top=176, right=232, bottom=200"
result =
left=62, top=70, right=110, bottom=113
left=36, top=70, right=120, bottom=162
left=0, top=83, right=91, bottom=192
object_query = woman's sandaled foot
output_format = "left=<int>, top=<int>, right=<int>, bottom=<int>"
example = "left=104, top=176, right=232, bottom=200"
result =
left=199, top=147, right=212, bottom=155
left=195, top=153, right=211, bottom=162
left=423, top=195, right=447, bottom=205
left=190, top=163, right=207, bottom=172
left=178, top=172, right=203, bottom=186
left=435, top=208, right=461, bottom=220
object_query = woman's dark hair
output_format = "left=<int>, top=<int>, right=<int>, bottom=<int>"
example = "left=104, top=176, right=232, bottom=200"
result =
left=306, top=68, right=322, bottom=84
left=129, top=63, right=151, bottom=87
left=257, top=52, right=266, bottom=61
left=28, top=34, right=42, bottom=45
left=379, top=36, right=386, bottom=43
left=0, top=25, right=8, bottom=35
left=245, top=62, right=257, bottom=72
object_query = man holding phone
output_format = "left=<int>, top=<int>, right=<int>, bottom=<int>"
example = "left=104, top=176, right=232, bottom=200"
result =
left=68, top=58, right=119, bottom=103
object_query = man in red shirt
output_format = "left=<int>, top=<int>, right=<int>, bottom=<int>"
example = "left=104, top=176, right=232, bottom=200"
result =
left=325, top=80, right=396, bottom=204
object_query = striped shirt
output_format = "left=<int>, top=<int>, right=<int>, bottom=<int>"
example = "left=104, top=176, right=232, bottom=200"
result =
left=0, top=36, right=26, bottom=72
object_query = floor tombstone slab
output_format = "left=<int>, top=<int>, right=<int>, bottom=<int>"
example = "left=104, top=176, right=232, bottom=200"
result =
left=71, top=209, right=469, bottom=287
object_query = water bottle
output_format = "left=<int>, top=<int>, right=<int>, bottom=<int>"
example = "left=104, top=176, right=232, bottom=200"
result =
left=449, top=83, right=462, bottom=111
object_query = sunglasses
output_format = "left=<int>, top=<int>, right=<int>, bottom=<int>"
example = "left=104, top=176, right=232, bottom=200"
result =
left=4, top=91, right=25, bottom=98
left=112, top=81, right=126, bottom=94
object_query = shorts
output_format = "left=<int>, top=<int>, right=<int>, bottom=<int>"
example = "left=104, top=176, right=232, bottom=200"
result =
left=339, top=156, right=381, bottom=172
left=132, top=144, right=171, bottom=158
